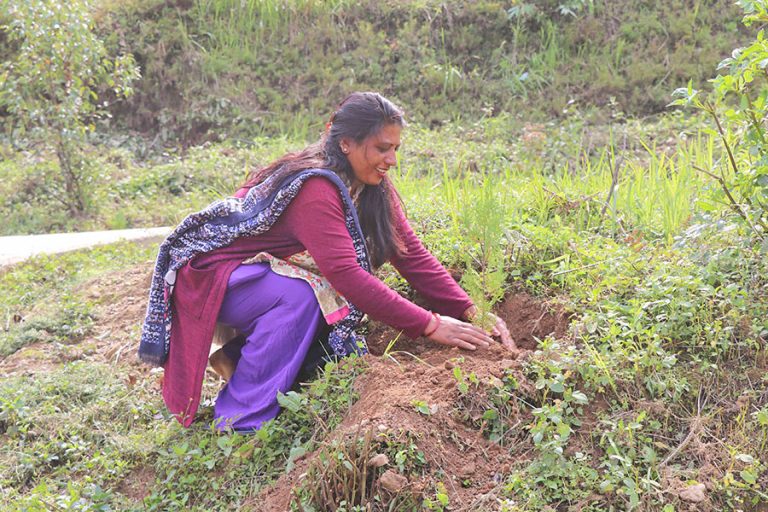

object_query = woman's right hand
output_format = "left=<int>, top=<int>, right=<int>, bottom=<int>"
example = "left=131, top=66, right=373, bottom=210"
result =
left=425, top=315, right=493, bottom=351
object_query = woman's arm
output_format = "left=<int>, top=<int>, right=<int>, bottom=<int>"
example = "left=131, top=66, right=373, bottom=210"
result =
left=286, top=178, right=492, bottom=349
left=389, top=197, right=516, bottom=350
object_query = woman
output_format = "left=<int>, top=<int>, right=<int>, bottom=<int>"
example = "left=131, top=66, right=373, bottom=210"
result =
left=139, top=92, right=514, bottom=431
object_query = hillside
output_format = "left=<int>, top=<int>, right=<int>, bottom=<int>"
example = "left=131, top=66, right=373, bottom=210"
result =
left=2, top=1, right=768, bottom=510
left=91, top=0, right=747, bottom=146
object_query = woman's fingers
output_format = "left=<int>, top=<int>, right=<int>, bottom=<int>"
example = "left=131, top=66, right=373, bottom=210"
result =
left=450, top=338, right=477, bottom=351
left=426, top=313, right=520, bottom=355
left=481, top=313, right=516, bottom=352
left=494, top=317, right=515, bottom=348
left=454, top=322, right=493, bottom=348
left=428, top=316, right=493, bottom=350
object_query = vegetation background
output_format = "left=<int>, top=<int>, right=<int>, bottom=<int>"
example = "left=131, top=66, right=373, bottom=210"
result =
left=1, top=0, right=768, bottom=511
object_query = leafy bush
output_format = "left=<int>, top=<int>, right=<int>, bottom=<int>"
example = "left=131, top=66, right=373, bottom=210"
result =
left=0, top=0, right=139, bottom=214
left=671, top=0, right=768, bottom=239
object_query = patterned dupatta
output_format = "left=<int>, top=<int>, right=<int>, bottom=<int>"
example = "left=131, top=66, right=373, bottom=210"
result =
left=138, top=168, right=371, bottom=366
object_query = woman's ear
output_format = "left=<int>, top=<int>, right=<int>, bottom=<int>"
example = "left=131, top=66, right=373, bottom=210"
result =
left=339, top=137, right=352, bottom=154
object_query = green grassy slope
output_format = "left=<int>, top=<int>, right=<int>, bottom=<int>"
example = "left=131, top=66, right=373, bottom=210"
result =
left=91, top=0, right=745, bottom=145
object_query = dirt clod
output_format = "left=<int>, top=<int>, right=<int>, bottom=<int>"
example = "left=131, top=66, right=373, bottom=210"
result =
left=368, top=454, right=389, bottom=468
left=379, top=470, right=408, bottom=493
left=679, top=483, right=707, bottom=503
left=459, top=461, right=476, bottom=477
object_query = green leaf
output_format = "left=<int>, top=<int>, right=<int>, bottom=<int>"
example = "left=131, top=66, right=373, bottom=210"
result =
left=277, top=391, right=304, bottom=413
left=548, top=381, right=565, bottom=393
left=571, top=390, right=589, bottom=404
left=411, top=400, right=432, bottom=415
left=286, top=445, right=307, bottom=473
left=740, top=469, right=757, bottom=485
left=216, top=436, right=232, bottom=457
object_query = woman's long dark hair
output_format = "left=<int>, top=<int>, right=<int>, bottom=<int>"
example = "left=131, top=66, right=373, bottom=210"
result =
left=242, top=92, right=406, bottom=267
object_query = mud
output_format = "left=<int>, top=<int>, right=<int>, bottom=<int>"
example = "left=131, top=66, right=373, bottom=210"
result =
left=0, top=265, right=575, bottom=510
left=257, top=292, right=572, bottom=511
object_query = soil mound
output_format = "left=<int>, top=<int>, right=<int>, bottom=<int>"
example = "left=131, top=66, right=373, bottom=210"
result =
left=0, top=264, right=153, bottom=377
left=1, top=263, right=571, bottom=510
left=258, top=293, right=571, bottom=511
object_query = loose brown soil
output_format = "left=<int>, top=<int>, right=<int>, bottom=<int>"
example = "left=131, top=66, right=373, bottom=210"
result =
left=117, top=464, right=157, bottom=503
left=1, top=264, right=573, bottom=510
left=256, top=292, right=572, bottom=511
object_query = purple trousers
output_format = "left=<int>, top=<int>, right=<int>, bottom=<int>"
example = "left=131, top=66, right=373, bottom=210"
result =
left=214, top=262, right=324, bottom=431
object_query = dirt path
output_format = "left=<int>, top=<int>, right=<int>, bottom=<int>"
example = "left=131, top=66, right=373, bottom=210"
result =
left=0, top=227, right=171, bottom=267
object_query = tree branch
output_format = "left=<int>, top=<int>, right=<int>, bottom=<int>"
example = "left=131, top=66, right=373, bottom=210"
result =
left=692, top=165, right=767, bottom=235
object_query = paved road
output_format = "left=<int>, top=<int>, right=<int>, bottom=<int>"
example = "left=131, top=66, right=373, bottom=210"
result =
left=0, top=227, right=171, bottom=267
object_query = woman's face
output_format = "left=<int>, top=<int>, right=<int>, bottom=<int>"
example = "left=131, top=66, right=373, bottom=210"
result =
left=342, top=123, right=401, bottom=187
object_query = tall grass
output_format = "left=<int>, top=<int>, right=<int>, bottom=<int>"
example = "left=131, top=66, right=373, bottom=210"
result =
left=395, top=125, right=717, bottom=247
left=194, top=0, right=351, bottom=51
left=500, top=20, right=565, bottom=99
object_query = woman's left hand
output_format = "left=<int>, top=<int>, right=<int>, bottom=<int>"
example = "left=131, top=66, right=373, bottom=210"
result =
left=487, top=313, right=516, bottom=351
left=464, top=306, right=517, bottom=352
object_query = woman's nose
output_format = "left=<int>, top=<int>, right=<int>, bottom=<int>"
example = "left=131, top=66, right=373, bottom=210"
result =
left=384, top=150, right=397, bottom=165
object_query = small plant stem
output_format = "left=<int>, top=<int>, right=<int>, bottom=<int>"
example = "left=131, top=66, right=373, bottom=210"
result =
left=385, top=353, right=403, bottom=369
left=706, top=102, right=744, bottom=181
left=598, top=154, right=624, bottom=225
left=291, top=490, right=307, bottom=512
left=745, top=94, right=767, bottom=149
left=705, top=102, right=765, bottom=218
left=691, top=165, right=767, bottom=235
left=658, top=417, right=701, bottom=468
left=580, top=335, right=619, bottom=399
left=389, top=351, right=435, bottom=368
left=382, top=331, right=403, bottom=358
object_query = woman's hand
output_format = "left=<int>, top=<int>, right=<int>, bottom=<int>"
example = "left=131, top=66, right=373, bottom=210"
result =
left=463, top=306, right=517, bottom=352
left=487, top=313, right=517, bottom=351
left=425, top=314, right=494, bottom=351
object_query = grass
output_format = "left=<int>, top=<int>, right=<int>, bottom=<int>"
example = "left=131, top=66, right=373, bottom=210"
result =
left=1, top=111, right=768, bottom=509
left=81, top=0, right=746, bottom=146
left=193, top=0, right=352, bottom=50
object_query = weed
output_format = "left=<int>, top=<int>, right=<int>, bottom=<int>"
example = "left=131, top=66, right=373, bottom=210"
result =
left=451, top=360, right=526, bottom=446
left=292, top=428, right=426, bottom=511
left=422, top=481, right=450, bottom=511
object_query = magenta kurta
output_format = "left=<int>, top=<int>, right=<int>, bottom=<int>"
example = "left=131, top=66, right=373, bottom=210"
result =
left=163, top=176, right=472, bottom=426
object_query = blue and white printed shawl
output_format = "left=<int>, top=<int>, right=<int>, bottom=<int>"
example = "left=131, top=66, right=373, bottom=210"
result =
left=138, top=168, right=371, bottom=366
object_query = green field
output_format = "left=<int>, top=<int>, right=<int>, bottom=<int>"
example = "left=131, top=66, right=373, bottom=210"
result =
left=1, top=0, right=768, bottom=511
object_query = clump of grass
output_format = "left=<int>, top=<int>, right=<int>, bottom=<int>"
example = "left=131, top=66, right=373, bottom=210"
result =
left=292, top=428, right=427, bottom=511
left=0, top=242, right=154, bottom=357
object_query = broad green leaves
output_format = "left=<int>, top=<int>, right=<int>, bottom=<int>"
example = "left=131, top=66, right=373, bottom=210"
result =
left=673, top=1, right=768, bottom=238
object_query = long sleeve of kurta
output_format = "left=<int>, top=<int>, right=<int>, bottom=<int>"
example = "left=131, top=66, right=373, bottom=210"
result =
left=388, top=200, right=474, bottom=320
left=283, top=178, right=434, bottom=339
